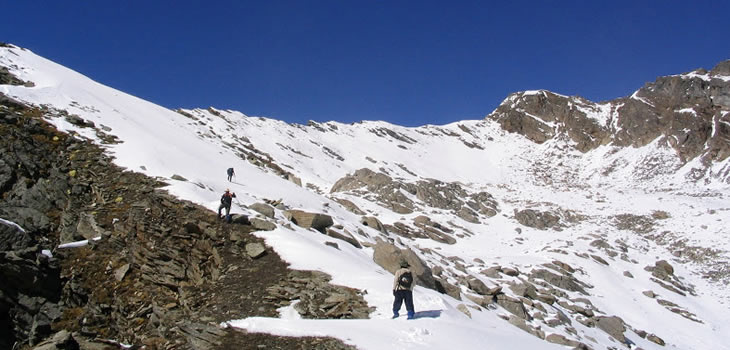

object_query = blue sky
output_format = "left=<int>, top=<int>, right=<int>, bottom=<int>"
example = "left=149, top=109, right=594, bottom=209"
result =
left=3, top=1, right=729, bottom=126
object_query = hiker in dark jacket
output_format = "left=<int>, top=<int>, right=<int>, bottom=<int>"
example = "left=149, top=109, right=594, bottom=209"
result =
left=392, top=260, right=415, bottom=319
left=218, top=189, right=236, bottom=222
left=227, top=167, right=235, bottom=182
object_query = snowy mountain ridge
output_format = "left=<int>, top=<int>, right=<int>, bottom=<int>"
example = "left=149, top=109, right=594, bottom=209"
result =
left=2, top=43, right=730, bottom=350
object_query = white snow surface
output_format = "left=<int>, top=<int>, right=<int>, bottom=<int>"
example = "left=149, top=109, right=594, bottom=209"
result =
left=2, top=44, right=730, bottom=350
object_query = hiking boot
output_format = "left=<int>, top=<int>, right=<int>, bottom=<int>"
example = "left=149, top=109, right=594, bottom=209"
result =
left=407, top=311, right=415, bottom=319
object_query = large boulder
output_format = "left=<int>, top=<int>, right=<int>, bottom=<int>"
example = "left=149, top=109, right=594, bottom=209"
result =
left=250, top=218, right=276, bottom=231
left=594, top=316, right=627, bottom=344
left=372, top=239, right=435, bottom=290
left=496, top=294, right=529, bottom=320
left=248, top=202, right=275, bottom=218
left=361, top=216, right=387, bottom=234
left=284, top=210, right=333, bottom=233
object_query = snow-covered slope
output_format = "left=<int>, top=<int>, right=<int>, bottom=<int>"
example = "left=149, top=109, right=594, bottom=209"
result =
left=2, top=44, right=729, bottom=350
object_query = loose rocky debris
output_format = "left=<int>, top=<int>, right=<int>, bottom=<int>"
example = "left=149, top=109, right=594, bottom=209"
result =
left=612, top=213, right=656, bottom=234
left=514, top=209, right=561, bottom=230
left=264, top=270, right=372, bottom=319
left=0, top=95, right=359, bottom=349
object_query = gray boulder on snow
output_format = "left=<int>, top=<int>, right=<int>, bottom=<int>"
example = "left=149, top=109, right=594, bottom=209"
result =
left=372, top=238, right=435, bottom=290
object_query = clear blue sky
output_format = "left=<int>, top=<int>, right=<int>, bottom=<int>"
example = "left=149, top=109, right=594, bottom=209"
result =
left=2, top=1, right=728, bottom=126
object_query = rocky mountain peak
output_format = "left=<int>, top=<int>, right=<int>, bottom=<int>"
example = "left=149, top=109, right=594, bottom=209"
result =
left=710, top=59, right=730, bottom=76
left=488, top=60, right=730, bottom=182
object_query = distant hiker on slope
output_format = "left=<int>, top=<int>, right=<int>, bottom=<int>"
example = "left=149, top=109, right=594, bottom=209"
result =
left=393, top=259, right=415, bottom=319
left=218, top=189, right=236, bottom=222
left=227, top=167, right=235, bottom=182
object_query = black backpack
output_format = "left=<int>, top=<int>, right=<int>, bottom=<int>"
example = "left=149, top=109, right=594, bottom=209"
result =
left=398, top=271, right=413, bottom=289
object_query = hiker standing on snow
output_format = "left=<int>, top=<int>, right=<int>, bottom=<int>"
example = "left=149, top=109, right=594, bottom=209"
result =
left=218, top=189, right=236, bottom=222
left=227, top=167, right=235, bottom=182
left=392, top=260, right=415, bottom=319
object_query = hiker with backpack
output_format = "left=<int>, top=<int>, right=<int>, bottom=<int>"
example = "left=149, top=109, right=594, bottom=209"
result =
left=218, top=189, right=236, bottom=222
left=392, top=259, right=415, bottom=319
left=227, top=167, right=235, bottom=182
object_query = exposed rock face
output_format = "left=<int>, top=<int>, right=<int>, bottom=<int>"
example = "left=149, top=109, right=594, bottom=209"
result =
left=488, top=60, right=730, bottom=181
left=371, top=239, right=436, bottom=290
left=0, top=65, right=33, bottom=86
left=332, top=168, right=498, bottom=223
left=514, top=209, right=561, bottom=230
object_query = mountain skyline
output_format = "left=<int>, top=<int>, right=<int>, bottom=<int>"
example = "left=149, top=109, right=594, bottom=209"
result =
left=2, top=1, right=729, bottom=126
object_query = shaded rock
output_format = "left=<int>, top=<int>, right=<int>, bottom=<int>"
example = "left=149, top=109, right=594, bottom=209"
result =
left=170, top=174, right=187, bottom=181
left=229, top=214, right=250, bottom=225
left=325, top=228, right=362, bottom=248
left=466, top=276, right=491, bottom=295
left=360, top=216, right=387, bottom=234
left=114, top=264, right=130, bottom=282
left=643, top=290, right=657, bottom=298
left=249, top=218, right=276, bottom=231
left=434, top=277, right=461, bottom=300
left=0, top=218, right=33, bottom=251
left=245, top=243, right=266, bottom=259
left=248, top=202, right=275, bottom=218
left=529, top=269, right=588, bottom=295
left=333, top=198, right=365, bottom=215
left=594, top=316, right=627, bottom=344
left=285, top=210, right=333, bottom=233
left=654, top=260, right=675, bottom=277
left=287, top=173, right=302, bottom=187
left=32, top=330, right=78, bottom=350
left=647, top=333, right=665, bottom=346
left=591, top=254, right=609, bottom=266
left=372, top=239, right=435, bottom=290
left=75, top=213, right=105, bottom=241
left=514, top=209, right=560, bottom=230
left=509, top=281, right=538, bottom=299
left=496, top=294, right=529, bottom=320
left=501, top=267, right=520, bottom=276
left=507, top=315, right=544, bottom=339
left=456, top=304, right=472, bottom=318
left=481, top=266, right=502, bottom=278
left=545, top=333, right=585, bottom=348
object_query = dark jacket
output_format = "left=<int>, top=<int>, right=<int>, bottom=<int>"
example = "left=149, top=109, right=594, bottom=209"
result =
left=220, top=192, right=236, bottom=207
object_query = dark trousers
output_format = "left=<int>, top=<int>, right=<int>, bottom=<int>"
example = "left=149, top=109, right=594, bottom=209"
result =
left=227, top=174, right=233, bottom=181
left=218, top=204, right=231, bottom=221
left=393, top=290, right=414, bottom=314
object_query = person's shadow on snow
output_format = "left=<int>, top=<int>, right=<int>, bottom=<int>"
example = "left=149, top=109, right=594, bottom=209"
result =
left=411, top=310, right=442, bottom=319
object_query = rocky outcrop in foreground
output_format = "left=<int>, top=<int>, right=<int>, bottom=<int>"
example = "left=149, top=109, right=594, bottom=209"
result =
left=0, top=93, right=363, bottom=349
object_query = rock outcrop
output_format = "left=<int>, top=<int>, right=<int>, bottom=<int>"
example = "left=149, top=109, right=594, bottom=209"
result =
left=0, top=94, right=357, bottom=349
left=332, top=168, right=499, bottom=224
